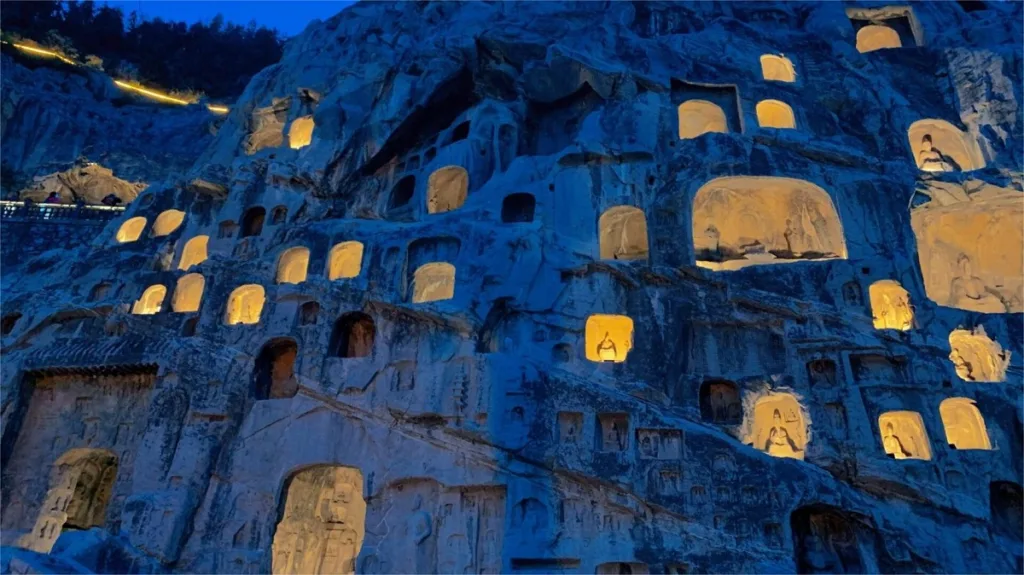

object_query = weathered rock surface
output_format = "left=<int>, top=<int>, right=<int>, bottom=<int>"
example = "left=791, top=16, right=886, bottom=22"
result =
left=17, top=162, right=146, bottom=205
left=1, top=2, right=1022, bottom=574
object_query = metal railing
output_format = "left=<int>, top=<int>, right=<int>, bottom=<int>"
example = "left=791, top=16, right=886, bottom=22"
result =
left=0, top=200, right=126, bottom=223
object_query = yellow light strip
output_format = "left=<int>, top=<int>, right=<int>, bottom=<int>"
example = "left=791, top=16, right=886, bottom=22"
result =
left=207, top=104, right=229, bottom=114
left=114, top=80, right=192, bottom=105
left=11, top=42, right=77, bottom=66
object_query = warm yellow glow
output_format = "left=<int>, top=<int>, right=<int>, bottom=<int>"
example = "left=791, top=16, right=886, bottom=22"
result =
left=288, top=116, right=315, bottom=149
left=151, top=209, right=185, bottom=237
left=693, top=176, right=847, bottom=270
left=585, top=314, right=634, bottom=363
left=412, top=262, right=455, bottom=303
left=856, top=25, right=902, bottom=53
left=178, top=236, right=209, bottom=271
left=427, top=166, right=469, bottom=214
left=115, top=216, right=147, bottom=243
left=939, top=398, right=992, bottom=450
left=328, top=241, right=364, bottom=280
left=948, top=327, right=1010, bottom=382
left=760, top=55, right=796, bottom=82
left=756, top=99, right=796, bottom=129
left=869, top=280, right=914, bottom=331
left=172, top=273, right=205, bottom=313
left=599, top=206, right=649, bottom=260
left=276, top=247, right=310, bottom=285
left=207, top=104, right=229, bottom=114
left=113, top=80, right=193, bottom=105
left=11, top=42, right=77, bottom=65
left=749, top=394, right=806, bottom=460
left=678, top=100, right=728, bottom=139
left=225, top=285, right=265, bottom=325
left=908, top=119, right=986, bottom=172
left=878, top=411, right=932, bottom=460
left=132, top=285, right=167, bottom=315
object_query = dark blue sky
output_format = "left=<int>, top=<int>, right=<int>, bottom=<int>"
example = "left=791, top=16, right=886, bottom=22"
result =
left=105, top=1, right=354, bottom=37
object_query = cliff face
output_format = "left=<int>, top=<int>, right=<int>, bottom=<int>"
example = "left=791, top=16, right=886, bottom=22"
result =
left=1, top=2, right=1022, bottom=574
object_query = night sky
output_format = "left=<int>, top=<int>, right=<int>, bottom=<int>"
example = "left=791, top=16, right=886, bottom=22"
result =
left=104, top=1, right=355, bottom=37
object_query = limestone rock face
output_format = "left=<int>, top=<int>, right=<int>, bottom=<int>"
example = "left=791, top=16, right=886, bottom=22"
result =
left=17, top=163, right=146, bottom=205
left=1, top=2, right=1022, bottom=574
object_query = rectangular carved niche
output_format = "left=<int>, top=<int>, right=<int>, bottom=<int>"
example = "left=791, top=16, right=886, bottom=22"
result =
left=850, top=354, right=906, bottom=383
left=558, top=412, right=583, bottom=444
left=636, top=429, right=682, bottom=459
left=807, top=358, right=838, bottom=387
left=597, top=413, right=629, bottom=452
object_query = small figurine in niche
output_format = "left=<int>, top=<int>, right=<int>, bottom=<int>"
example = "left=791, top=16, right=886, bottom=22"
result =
left=764, top=409, right=802, bottom=458
left=882, top=422, right=912, bottom=459
left=917, top=134, right=960, bottom=172
left=596, top=332, right=618, bottom=362
left=704, top=224, right=721, bottom=258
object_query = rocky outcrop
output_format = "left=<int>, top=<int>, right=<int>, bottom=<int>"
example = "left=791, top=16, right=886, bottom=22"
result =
left=17, top=162, right=146, bottom=205
left=0, top=2, right=1022, bottom=574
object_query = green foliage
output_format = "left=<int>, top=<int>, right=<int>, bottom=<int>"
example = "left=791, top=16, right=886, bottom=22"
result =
left=1, top=0, right=283, bottom=99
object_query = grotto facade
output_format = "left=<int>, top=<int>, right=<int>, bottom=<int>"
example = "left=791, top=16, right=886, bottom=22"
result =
left=1, top=1, right=1023, bottom=573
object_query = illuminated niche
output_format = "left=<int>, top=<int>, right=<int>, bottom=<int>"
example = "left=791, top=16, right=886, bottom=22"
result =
left=868, top=280, right=914, bottom=331
left=426, top=166, right=469, bottom=214
left=585, top=314, right=634, bottom=363
left=760, top=55, right=796, bottom=82
left=749, top=394, right=806, bottom=460
left=115, top=217, right=147, bottom=243
left=225, top=284, right=265, bottom=325
left=276, top=247, right=310, bottom=285
left=599, top=206, right=649, bottom=261
left=411, top=262, right=455, bottom=303
left=756, top=99, right=796, bottom=129
left=327, top=241, right=364, bottom=280
left=692, top=176, right=847, bottom=270
left=132, top=285, right=166, bottom=315
left=171, top=273, right=205, bottom=313
left=288, top=115, right=315, bottom=149
left=856, top=25, right=901, bottom=53
left=151, top=209, right=185, bottom=237
left=878, top=411, right=932, bottom=460
left=677, top=100, right=728, bottom=139
left=939, top=398, right=991, bottom=450
left=178, top=236, right=209, bottom=270
left=271, top=466, right=365, bottom=575
left=948, top=328, right=1010, bottom=382
left=908, top=119, right=985, bottom=172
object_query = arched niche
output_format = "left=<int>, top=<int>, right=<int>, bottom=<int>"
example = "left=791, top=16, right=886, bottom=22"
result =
left=327, top=241, right=364, bottom=280
left=389, top=175, right=415, bottom=211
left=225, top=284, right=265, bottom=325
left=271, top=205, right=288, bottom=224
left=868, top=280, right=913, bottom=331
left=878, top=411, right=932, bottom=460
left=178, top=235, right=209, bottom=270
left=172, top=273, right=205, bottom=313
left=948, top=327, right=1010, bottom=382
left=599, top=206, right=649, bottom=261
left=288, top=115, right=314, bottom=149
left=427, top=166, right=468, bottom=214
left=939, top=398, right=991, bottom=450
left=908, top=119, right=985, bottom=172
left=756, top=99, right=796, bottom=129
left=790, top=505, right=864, bottom=574
left=677, top=100, right=728, bottom=139
left=21, top=449, right=118, bottom=553
left=151, top=209, right=185, bottom=237
left=700, top=380, right=742, bottom=424
left=990, top=481, right=1023, bottom=539
left=254, top=338, right=297, bottom=399
left=272, top=465, right=365, bottom=574
left=241, top=206, right=266, bottom=237
left=912, top=194, right=1021, bottom=313
left=856, top=25, right=902, bottom=52
left=692, top=176, right=847, bottom=270
left=115, top=217, right=147, bottom=243
left=132, top=284, right=166, bottom=315
left=501, top=193, right=535, bottom=223
left=760, top=54, right=796, bottom=82
left=585, top=314, right=634, bottom=363
left=411, top=262, right=455, bottom=303
left=749, top=393, right=807, bottom=460
left=276, top=247, right=310, bottom=285
left=329, top=312, right=375, bottom=358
